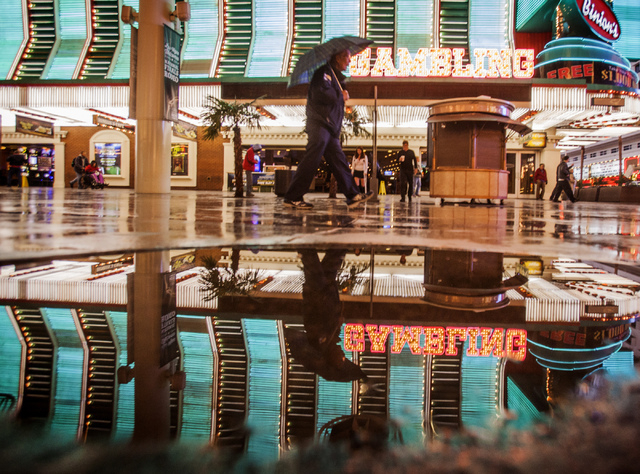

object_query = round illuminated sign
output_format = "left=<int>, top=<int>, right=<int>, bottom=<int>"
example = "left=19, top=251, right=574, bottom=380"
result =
left=575, top=0, right=620, bottom=42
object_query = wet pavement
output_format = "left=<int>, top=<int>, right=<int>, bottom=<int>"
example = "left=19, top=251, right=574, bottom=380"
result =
left=1, top=187, right=639, bottom=264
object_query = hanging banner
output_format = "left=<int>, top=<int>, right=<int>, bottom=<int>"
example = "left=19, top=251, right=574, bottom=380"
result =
left=163, top=25, right=181, bottom=123
left=15, top=115, right=54, bottom=138
left=160, top=271, right=179, bottom=367
left=173, top=120, right=198, bottom=140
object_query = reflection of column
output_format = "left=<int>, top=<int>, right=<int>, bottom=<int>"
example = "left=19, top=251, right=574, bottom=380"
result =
left=135, top=0, right=174, bottom=194
left=132, top=195, right=171, bottom=441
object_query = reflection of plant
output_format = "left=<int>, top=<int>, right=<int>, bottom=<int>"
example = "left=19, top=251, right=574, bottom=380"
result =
left=199, top=256, right=263, bottom=301
left=337, top=261, right=370, bottom=294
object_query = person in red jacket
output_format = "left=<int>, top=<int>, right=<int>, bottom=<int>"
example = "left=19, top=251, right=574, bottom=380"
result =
left=243, top=144, right=261, bottom=197
left=533, top=163, right=548, bottom=200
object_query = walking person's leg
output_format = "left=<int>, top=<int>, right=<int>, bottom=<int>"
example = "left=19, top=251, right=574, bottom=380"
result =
left=322, top=135, right=360, bottom=200
left=245, top=170, right=254, bottom=197
left=284, top=126, right=329, bottom=206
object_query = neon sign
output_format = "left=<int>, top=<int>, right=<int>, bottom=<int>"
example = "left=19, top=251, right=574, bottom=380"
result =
left=349, top=48, right=535, bottom=79
left=577, top=0, right=620, bottom=42
left=344, top=324, right=528, bottom=361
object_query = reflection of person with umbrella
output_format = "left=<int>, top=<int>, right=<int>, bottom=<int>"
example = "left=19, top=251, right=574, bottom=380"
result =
left=286, top=249, right=367, bottom=382
left=284, top=36, right=374, bottom=210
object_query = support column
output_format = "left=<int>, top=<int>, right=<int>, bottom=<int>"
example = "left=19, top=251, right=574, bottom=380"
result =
left=134, top=0, right=175, bottom=194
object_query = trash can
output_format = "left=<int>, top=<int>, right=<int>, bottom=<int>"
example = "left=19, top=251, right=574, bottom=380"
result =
left=275, top=169, right=295, bottom=196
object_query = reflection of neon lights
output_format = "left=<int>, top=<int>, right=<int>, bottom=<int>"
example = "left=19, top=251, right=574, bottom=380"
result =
left=350, top=47, right=535, bottom=79
left=344, top=324, right=527, bottom=361
left=527, top=331, right=630, bottom=352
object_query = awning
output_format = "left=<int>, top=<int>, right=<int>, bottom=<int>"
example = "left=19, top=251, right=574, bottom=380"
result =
left=428, top=112, right=532, bottom=135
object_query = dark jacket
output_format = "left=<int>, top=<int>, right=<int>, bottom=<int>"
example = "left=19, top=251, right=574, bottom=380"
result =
left=557, top=161, right=571, bottom=181
left=306, top=63, right=345, bottom=137
left=8, top=154, right=26, bottom=168
left=73, top=154, right=88, bottom=173
left=398, top=148, right=417, bottom=173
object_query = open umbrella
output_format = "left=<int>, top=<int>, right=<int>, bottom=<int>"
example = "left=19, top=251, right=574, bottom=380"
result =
left=288, top=35, right=373, bottom=88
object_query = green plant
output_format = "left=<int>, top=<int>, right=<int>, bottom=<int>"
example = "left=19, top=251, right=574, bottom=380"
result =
left=201, top=97, right=264, bottom=198
left=617, top=174, right=631, bottom=186
left=199, top=255, right=263, bottom=301
left=591, top=176, right=605, bottom=187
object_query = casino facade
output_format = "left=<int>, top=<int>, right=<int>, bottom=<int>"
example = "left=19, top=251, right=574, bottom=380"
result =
left=0, top=0, right=639, bottom=197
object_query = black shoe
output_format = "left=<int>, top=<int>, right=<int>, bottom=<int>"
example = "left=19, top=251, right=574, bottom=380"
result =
left=284, top=199, right=313, bottom=210
left=346, top=191, right=373, bottom=208
left=400, top=198, right=405, bottom=203
left=69, top=182, right=74, bottom=188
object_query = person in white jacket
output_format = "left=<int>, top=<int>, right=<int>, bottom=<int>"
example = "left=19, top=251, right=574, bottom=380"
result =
left=351, top=147, right=368, bottom=193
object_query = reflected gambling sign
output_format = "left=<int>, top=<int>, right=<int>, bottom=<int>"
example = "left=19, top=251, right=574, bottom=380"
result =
left=344, top=324, right=528, bottom=361
left=349, top=47, right=535, bottom=79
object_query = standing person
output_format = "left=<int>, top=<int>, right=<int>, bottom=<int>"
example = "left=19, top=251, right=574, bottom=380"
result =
left=6, top=149, right=27, bottom=187
left=243, top=144, right=261, bottom=197
left=351, top=147, right=368, bottom=193
left=397, top=140, right=417, bottom=202
left=533, top=163, right=548, bottom=200
left=413, top=167, right=422, bottom=197
left=70, top=151, right=88, bottom=188
left=283, top=49, right=373, bottom=209
left=549, top=156, right=577, bottom=203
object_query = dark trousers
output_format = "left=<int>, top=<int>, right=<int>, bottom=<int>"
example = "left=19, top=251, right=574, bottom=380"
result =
left=550, top=180, right=576, bottom=202
left=399, top=169, right=414, bottom=198
left=6, top=168, right=21, bottom=187
left=299, top=249, right=346, bottom=343
left=285, top=125, right=359, bottom=202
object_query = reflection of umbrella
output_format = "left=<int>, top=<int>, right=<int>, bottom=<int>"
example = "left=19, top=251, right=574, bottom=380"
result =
left=285, top=328, right=367, bottom=382
left=288, top=36, right=373, bottom=88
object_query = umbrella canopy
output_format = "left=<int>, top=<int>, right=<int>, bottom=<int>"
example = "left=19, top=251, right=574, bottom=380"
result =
left=288, top=35, right=373, bottom=88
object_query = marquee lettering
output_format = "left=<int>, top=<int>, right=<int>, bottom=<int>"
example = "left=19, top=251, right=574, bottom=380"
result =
left=578, top=0, right=620, bottom=41
left=344, top=324, right=528, bottom=361
left=350, top=48, right=535, bottom=79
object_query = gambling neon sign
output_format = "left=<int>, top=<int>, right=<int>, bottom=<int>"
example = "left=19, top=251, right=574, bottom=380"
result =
left=349, top=47, right=535, bottom=79
left=344, top=324, right=528, bottom=361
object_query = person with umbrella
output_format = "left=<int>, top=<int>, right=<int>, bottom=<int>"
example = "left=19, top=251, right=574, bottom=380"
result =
left=284, top=37, right=373, bottom=209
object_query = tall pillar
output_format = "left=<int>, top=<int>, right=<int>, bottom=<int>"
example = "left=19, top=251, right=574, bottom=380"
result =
left=135, top=0, right=175, bottom=194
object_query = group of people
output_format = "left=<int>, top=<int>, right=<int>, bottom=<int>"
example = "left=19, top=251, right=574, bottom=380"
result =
left=70, top=151, right=106, bottom=189
left=533, top=156, right=577, bottom=203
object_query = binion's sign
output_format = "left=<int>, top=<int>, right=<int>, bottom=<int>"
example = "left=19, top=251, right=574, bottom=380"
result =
left=344, top=324, right=528, bottom=361
left=576, top=0, right=620, bottom=42
left=349, top=47, right=535, bottom=79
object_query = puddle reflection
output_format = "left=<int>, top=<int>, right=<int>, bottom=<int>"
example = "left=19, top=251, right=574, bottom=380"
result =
left=0, top=245, right=638, bottom=465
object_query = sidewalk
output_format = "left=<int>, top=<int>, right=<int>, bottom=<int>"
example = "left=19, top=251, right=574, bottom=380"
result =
left=0, top=187, right=639, bottom=265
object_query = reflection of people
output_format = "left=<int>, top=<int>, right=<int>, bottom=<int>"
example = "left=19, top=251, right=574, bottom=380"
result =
left=397, top=140, right=417, bottom=202
left=70, top=151, right=88, bottom=188
left=284, top=49, right=372, bottom=209
left=549, top=156, right=577, bottom=203
left=243, top=144, right=261, bottom=198
left=6, top=150, right=27, bottom=187
left=351, top=147, right=368, bottom=193
left=286, top=249, right=367, bottom=382
left=533, top=163, right=548, bottom=200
